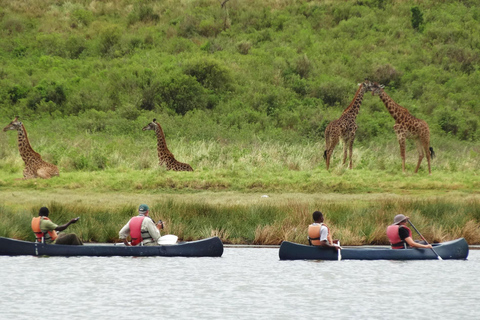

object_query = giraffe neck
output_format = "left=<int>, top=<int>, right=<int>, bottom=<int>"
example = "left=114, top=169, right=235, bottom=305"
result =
left=378, top=90, right=409, bottom=122
left=342, top=84, right=367, bottom=118
left=16, top=124, right=40, bottom=163
left=154, top=123, right=172, bottom=157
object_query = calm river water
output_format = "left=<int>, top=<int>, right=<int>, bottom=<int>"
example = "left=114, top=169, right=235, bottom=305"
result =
left=1, top=247, right=479, bottom=320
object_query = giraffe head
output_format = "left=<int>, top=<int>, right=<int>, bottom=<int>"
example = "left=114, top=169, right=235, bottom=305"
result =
left=366, top=81, right=385, bottom=96
left=3, top=116, right=22, bottom=132
left=142, top=118, right=158, bottom=131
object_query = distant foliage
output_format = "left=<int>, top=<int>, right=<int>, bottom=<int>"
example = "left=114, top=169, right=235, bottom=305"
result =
left=0, top=0, right=478, bottom=143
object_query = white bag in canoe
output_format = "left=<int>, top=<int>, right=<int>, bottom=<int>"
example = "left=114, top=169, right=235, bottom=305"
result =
left=158, top=234, right=178, bottom=245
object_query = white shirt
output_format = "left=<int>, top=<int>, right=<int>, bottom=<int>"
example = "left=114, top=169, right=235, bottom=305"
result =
left=311, top=223, right=329, bottom=243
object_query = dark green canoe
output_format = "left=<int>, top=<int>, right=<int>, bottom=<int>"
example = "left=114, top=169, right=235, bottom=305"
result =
left=0, top=236, right=223, bottom=257
left=279, top=238, right=469, bottom=261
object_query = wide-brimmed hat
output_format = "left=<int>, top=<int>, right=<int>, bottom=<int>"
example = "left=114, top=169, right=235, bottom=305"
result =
left=393, top=214, right=409, bottom=225
left=138, top=204, right=149, bottom=213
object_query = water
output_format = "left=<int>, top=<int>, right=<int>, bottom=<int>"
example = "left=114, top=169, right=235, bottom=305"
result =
left=1, top=248, right=479, bottom=320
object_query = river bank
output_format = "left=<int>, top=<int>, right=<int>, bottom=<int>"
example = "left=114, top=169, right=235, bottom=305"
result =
left=1, top=189, right=479, bottom=245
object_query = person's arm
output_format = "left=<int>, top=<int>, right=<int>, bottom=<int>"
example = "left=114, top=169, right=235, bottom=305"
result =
left=145, top=219, right=161, bottom=242
left=54, top=217, right=80, bottom=232
left=319, top=226, right=339, bottom=250
left=404, top=237, right=432, bottom=249
left=327, top=233, right=333, bottom=245
left=119, top=222, right=131, bottom=246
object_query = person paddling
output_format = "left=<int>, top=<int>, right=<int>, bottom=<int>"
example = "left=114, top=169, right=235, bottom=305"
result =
left=119, top=204, right=164, bottom=246
left=386, top=214, right=432, bottom=250
left=32, top=207, right=82, bottom=245
left=308, top=211, right=340, bottom=251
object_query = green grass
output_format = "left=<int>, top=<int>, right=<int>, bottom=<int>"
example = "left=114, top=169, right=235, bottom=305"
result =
left=1, top=194, right=479, bottom=245
left=1, top=0, right=480, bottom=246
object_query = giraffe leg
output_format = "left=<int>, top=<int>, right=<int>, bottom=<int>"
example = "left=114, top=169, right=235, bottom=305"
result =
left=325, top=136, right=339, bottom=170
left=21, top=168, right=36, bottom=180
left=414, top=140, right=425, bottom=174
left=398, top=138, right=406, bottom=173
left=37, top=167, right=52, bottom=179
left=348, top=138, right=355, bottom=169
left=342, top=141, right=348, bottom=165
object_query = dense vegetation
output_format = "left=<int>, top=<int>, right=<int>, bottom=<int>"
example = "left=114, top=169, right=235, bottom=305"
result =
left=0, top=0, right=479, bottom=144
left=1, top=196, right=479, bottom=245
left=0, top=0, right=479, bottom=244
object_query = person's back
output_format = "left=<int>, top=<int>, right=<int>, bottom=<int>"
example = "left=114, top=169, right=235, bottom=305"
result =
left=307, top=210, right=339, bottom=251
left=31, top=207, right=82, bottom=245
left=119, top=204, right=163, bottom=246
left=32, top=215, right=58, bottom=244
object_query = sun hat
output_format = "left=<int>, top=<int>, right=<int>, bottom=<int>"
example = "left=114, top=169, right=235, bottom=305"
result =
left=393, top=214, right=409, bottom=225
left=138, top=204, right=149, bottom=213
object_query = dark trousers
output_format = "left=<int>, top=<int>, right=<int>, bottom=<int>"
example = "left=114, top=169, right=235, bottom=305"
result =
left=56, top=233, right=83, bottom=245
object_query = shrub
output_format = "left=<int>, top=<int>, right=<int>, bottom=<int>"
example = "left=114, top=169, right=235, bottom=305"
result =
left=411, top=6, right=424, bottom=32
left=183, top=58, right=234, bottom=92
left=71, top=9, right=94, bottom=28
left=157, top=74, right=210, bottom=115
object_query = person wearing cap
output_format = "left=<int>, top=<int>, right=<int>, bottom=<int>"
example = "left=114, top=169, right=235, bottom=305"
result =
left=119, top=204, right=164, bottom=246
left=386, top=214, right=432, bottom=249
left=307, top=211, right=340, bottom=251
left=31, top=207, right=82, bottom=245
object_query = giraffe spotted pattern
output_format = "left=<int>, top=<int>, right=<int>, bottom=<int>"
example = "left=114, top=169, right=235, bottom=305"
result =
left=3, top=116, right=59, bottom=179
left=323, top=80, right=373, bottom=170
left=143, top=119, right=193, bottom=172
left=366, top=80, right=434, bottom=174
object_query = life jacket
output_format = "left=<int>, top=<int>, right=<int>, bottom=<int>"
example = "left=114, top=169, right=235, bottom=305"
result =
left=386, top=225, right=412, bottom=249
left=308, top=223, right=329, bottom=246
left=129, top=216, right=154, bottom=246
left=31, top=216, right=58, bottom=243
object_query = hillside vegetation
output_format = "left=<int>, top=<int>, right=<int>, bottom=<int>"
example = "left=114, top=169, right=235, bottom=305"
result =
left=0, top=0, right=479, bottom=185
left=0, top=0, right=479, bottom=141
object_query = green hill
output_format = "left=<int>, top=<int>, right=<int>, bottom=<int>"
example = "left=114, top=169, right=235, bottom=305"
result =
left=0, top=0, right=478, bottom=178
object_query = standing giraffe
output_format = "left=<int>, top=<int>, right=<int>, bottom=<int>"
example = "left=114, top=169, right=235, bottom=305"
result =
left=323, top=80, right=371, bottom=170
left=142, top=118, right=193, bottom=171
left=3, top=116, right=59, bottom=179
left=367, top=81, right=435, bottom=174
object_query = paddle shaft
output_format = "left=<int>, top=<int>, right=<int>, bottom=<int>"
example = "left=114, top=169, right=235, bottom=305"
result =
left=408, top=220, right=443, bottom=260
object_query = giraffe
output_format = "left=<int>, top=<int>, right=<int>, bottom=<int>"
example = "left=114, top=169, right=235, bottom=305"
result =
left=142, top=118, right=193, bottom=171
left=323, top=80, right=372, bottom=170
left=367, top=81, right=435, bottom=174
left=3, top=116, right=59, bottom=179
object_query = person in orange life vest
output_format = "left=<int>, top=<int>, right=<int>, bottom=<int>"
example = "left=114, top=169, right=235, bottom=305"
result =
left=308, top=211, right=340, bottom=251
left=386, top=214, right=432, bottom=250
left=31, top=207, right=82, bottom=245
left=119, top=204, right=164, bottom=246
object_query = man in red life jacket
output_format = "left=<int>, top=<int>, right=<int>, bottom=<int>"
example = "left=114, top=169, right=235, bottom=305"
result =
left=31, top=207, right=82, bottom=245
left=307, top=211, right=340, bottom=250
left=119, top=204, right=164, bottom=246
left=386, top=214, right=432, bottom=250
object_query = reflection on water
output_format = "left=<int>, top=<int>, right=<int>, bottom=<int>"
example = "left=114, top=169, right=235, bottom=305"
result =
left=0, top=248, right=478, bottom=319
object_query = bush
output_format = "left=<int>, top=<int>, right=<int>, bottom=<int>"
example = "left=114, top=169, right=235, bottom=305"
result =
left=183, top=58, right=234, bottom=92
left=157, top=74, right=211, bottom=115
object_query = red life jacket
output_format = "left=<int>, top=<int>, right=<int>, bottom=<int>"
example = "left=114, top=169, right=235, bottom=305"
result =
left=386, top=225, right=412, bottom=249
left=129, top=216, right=146, bottom=246
left=31, top=216, right=58, bottom=243
left=308, top=223, right=329, bottom=246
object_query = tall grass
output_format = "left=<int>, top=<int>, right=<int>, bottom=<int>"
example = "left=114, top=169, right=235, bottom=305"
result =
left=1, top=197, right=479, bottom=245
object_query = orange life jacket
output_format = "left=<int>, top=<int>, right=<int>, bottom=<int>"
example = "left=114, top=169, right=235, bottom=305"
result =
left=129, top=216, right=146, bottom=246
left=308, top=223, right=329, bottom=246
left=31, top=216, right=58, bottom=243
left=386, top=225, right=412, bottom=249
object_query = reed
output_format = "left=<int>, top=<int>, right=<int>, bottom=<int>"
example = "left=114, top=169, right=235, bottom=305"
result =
left=1, top=196, right=478, bottom=245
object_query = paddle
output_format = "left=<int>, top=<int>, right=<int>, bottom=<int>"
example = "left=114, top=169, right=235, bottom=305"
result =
left=408, top=220, right=443, bottom=260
